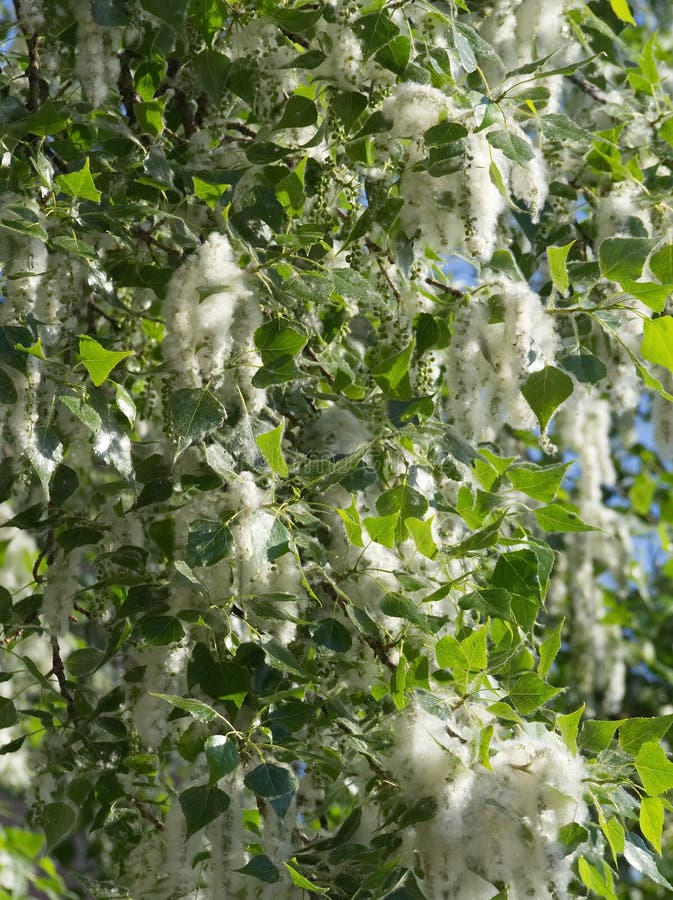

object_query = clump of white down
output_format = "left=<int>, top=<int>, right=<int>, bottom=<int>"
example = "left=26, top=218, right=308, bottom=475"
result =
left=480, top=0, right=571, bottom=112
left=389, top=706, right=588, bottom=900
left=383, top=83, right=509, bottom=260
left=70, top=0, right=122, bottom=107
left=162, top=234, right=264, bottom=403
left=446, top=279, right=559, bottom=442
left=554, top=394, right=629, bottom=714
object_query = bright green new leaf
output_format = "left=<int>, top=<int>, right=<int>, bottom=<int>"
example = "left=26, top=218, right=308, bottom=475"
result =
left=642, top=316, right=673, bottom=374
left=283, top=862, right=329, bottom=894
left=78, top=335, right=132, bottom=386
left=609, top=0, right=636, bottom=24
left=337, top=497, right=364, bottom=547
left=578, top=857, right=616, bottom=900
left=534, top=503, right=598, bottom=533
left=546, top=240, right=575, bottom=295
left=640, top=796, right=664, bottom=854
left=538, top=618, right=564, bottom=677
left=619, top=715, right=673, bottom=756
left=256, top=423, right=289, bottom=477
left=635, top=741, right=673, bottom=795
left=509, top=672, right=561, bottom=715
left=55, top=157, right=101, bottom=202
left=405, top=515, right=438, bottom=559
left=520, top=366, right=573, bottom=432
left=507, top=462, right=571, bottom=503
left=650, top=243, right=673, bottom=283
left=557, top=704, right=585, bottom=755
left=363, top=512, right=399, bottom=548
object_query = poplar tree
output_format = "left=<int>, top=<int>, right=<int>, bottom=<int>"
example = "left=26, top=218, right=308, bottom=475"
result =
left=1, top=1, right=673, bottom=897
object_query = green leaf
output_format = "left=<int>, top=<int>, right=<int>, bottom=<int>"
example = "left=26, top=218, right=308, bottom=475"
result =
left=0, top=367, right=17, bottom=404
left=277, top=95, right=317, bottom=129
left=634, top=741, right=673, bottom=795
left=650, top=243, right=673, bottom=283
left=578, top=857, right=616, bottom=900
left=363, top=513, right=399, bottom=548
left=56, top=158, right=101, bottom=202
left=244, top=763, right=297, bottom=799
left=405, top=516, right=438, bottom=559
left=78, top=336, right=132, bottom=386
left=623, top=837, right=673, bottom=889
left=534, top=503, right=598, bottom=533
left=57, top=525, right=104, bottom=552
left=486, top=130, right=535, bottom=164
left=254, top=318, right=307, bottom=365
left=642, top=316, right=673, bottom=374
left=185, top=519, right=234, bottom=568
left=91, top=0, right=130, bottom=26
left=235, top=855, right=281, bottom=884
left=621, top=280, right=671, bottom=312
left=599, top=237, right=652, bottom=284
left=151, top=692, right=221, bottom=724
left=620, top=716, right=673, bottom=755
left=140, top=615, right=185, bottom=645
left=546, top=240, right=575, bottom=295
left=509, top=672, right=561, bottom=714
left=22, top=100, right=68, bottom=137
left=538, top=619, right=564, bottom=677
left=559, top=822, right=589, bottom=855
left=168, top=388, right=226, bottom=442
left=609, top=0, right=636, bottom=25
left=0, top=697, right=18, bottom=729
left=372, top=340, right=414, bottom=397
left=507, top=462, right=571, bottom=503
left=639, top=796, right=664, bottom=854
left=352, top=12, right=398, bottom=59
left=557, top=704, right=584, bottom=754
left=332, top=91, right=368, bottom=133
left=520, top=366, right=573, bottom=432
left=559, top=349, right=608, bottom=384
left=381, top=592, right=432, bottom=631
left=204, top=735, right=240, bottom=783
left=579, top=719, right=624, bottom=754
left=65, top=648, right=104, bottom=678
left=42, top=802, right=77, bottom=850
left=256, top=423, right=289, bottom=477
left=337, top=498, right=364, bottom=547
left=179, top=784, right=230, bottom=838
left=135, top=100, right=165, bottom=136
left=283, top=862, right=329, bottom=893
left=539, top=114, right=592, bottom=143
left=313, top=618, right=352, bottom=653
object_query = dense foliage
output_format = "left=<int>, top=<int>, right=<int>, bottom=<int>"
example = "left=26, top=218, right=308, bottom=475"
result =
left=2, top=0, right=673, bottom=897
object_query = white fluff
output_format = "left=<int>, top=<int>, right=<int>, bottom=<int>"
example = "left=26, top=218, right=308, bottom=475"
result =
left=162, top=233, right=258, bottom=389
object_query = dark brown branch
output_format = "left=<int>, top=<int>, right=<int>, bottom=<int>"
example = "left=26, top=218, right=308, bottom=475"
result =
left=425, top=277, right=464, bottom=298
left=50, top=636, right=76, bottom=720
left=117, top=51, right=138, bottom=123
left=225, top=120, right=257, bottom=139
left=132, top=797, right=165, bottom=830
left=569, top=74, right=608, bottom=105
left=27, top=33, right=42, bottom=112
